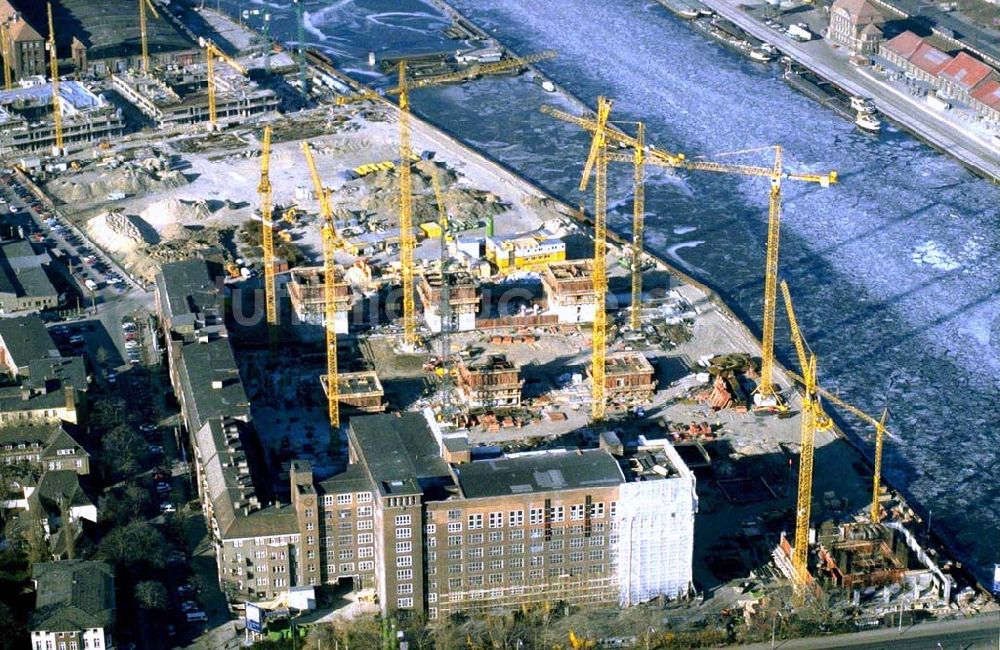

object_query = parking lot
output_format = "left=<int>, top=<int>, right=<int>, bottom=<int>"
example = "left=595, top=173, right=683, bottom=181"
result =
left=0, top=169, right=135, bottom=306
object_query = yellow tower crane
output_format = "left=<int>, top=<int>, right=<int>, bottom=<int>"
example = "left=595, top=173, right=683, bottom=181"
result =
left=871, top=407, right=889, bottom=524
left=257, top=126, right=277, bottom=332
left=337, top=50, right=556, bottom=348
left=793, top=352, right=821, bottom=588
left=200, top=37, right=248, bottom=129
left=301, top=141, right=340, bottom=428
left=578, top=96, right=613, bottom=422
left=0, top=20, right=13, bottom=90
left=46, top=3, right=63, bottom=155
left=139, top=0, right=161, bottom=75
left=629, top=122, right=645, bottom=331
left=543, top=104, right=836, bottom=412
left=781, top=279, right=900, bottom=587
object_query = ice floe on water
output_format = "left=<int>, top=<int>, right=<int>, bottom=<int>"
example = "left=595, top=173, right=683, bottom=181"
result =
left=215, top=0, right=1000, bottom=581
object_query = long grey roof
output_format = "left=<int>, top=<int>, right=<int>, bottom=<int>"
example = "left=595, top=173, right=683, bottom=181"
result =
left=455, top=449, right=624, bottom=500
left=31, top=560, right=115, bottom=632
left=176, top=338, right=249, bottom=433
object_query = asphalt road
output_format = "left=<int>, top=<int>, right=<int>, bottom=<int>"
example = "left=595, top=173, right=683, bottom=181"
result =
left=698, top=0, right=1000, bottom=181
left=740, top=613, right=1000, bottom=649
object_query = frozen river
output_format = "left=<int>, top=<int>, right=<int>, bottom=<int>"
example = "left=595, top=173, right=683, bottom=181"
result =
left=231, top=0, right=1000, bottom=581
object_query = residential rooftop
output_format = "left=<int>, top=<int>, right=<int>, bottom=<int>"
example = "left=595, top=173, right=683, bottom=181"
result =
left=176, top=338, right=249, bottom=433
left=31, top=560, right=115, bottom=633
left=0, top=314, right=59, bottom=371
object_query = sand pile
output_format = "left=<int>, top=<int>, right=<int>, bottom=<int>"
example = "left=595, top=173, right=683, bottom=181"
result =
left=352, top=161, right=508, bottom=225
left=48, top=167, right=189, bottom=203
left=86, top=209, right=157, bottom=254
left=141, top=198, right=215, bottom=231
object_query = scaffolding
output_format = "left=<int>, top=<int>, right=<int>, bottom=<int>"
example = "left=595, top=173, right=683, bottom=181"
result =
left=615, top=442, right=698, bottom=606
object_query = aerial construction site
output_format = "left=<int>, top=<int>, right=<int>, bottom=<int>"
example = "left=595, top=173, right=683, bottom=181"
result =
left=0, top=0, right=996, bottom=648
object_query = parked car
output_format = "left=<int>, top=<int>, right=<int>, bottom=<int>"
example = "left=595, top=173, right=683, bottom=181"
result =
left=185, top=611, right=208, bottom=623
left=159, top=502, right=176, bottom=514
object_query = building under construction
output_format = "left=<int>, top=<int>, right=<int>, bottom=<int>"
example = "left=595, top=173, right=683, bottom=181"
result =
left=0, top=82, right=124, bottom=155
left=542, top=259, right=596, bottom=323
left=776, top=521, right=952, bottom=603
left=111, top=67, right=278, bottom=129
left=602, top=352, right=657, bottom=406
left=287, top=266, right=352, bottom=335
left=456, top=354, right=522, bottom=409
left=416, top=268, right=479, bottom=333
left=320, top=371, right=386, bottom=416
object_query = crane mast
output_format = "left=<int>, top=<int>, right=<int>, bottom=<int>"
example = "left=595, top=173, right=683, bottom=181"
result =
left=0, top=21, right=13, bottom=90
left=793, top=354, right=819, bottom=588
left=578, top=97, right=613, bottom=423
left=139, top=0, right=161, bottom=74
left=630, top=122, right=645, bottom=332
left=46, top=3, right=62, bottom=154
left=201, top=38, right=247, bottom=129
left=397, top=62, right=417, bottom=347
left=430, top=166, right=453, bottom=413
left=258, top=126, right=277, bottom=332
left=871, top=408, right=889, bottom=524
left=757, top=146, right=783, bottom=408
left=301, top=141, right=339, bottom=428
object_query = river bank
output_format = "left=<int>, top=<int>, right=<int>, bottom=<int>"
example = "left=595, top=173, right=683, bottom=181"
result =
left=692, top=0, right=1000, bottom=182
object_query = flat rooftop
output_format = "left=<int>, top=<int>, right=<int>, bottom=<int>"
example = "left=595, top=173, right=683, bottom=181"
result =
left=455, top=448, right=624, bottom=500
left=420, top=269, right=477, bottom=288
left=349, top=413, right=452, bottom=497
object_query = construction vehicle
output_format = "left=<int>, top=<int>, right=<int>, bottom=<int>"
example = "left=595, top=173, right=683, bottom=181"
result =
left=0, top=19, right=13, bottom=90
left=225, top=261, right=241, bottom=279
left=46, top=3, right=63, bottom=156
left=278, top=230, right=292, bottom=243
left=337, top=49, right=556, bottom=348
left=543, top=105, right=835, bottom=413
left=199, top=37, right=248, bottom=129
left=578, top=96, right=613, bottom=422
left=281, top=208, right=297, bottom=225
left=257, top=126, right=277, bottom=332
left=138, top=0, right=161, bottom=74
left=301, top=141, right=339, bottom=427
